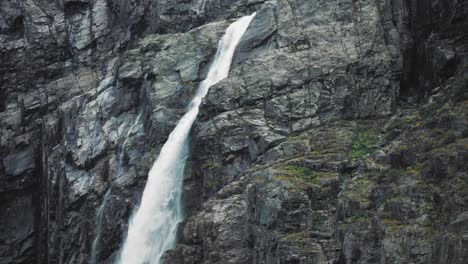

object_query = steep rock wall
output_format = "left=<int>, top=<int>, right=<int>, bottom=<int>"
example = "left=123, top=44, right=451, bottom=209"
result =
left=0, top=0, right=467, bottom=264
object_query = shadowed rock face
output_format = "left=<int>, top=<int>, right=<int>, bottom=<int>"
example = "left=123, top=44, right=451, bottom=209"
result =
left=0, top=0, right=467, bottom=264
left=398, top=0, right=468, bottom=97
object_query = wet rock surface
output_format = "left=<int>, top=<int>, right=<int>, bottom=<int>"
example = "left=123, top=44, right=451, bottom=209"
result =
left=1, top=0, right=467, bottom=263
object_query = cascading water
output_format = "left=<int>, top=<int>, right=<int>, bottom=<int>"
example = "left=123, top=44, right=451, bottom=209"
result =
left=90, top=188, right=112, bottom=264
left=117, top=13, right=256, bottom=264
left=91, top=111, right=144, bottom=263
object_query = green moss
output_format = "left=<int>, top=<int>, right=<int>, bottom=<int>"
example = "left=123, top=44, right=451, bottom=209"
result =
left=285, top=133, right=307, bottom=142
left=273, top=163, right=339, bottom=191
left=342, top=177, right=376, bottom=205
left=275, top=164, right=315, bottom=185
left=422, top=200, right=434, bottom=212
left=274, top=165, right=313, bottom=191
left=311, top=171, right=339, bottom=184
left=348, top=128, right=379, bottom=159
left=279, top=165, right=312, bottom=178
left=383, top=219, right=438, bottom=241
left=274, top=175, right=312, bottom=191
left=274, top=175, right=295, bottom=182
left=405, top=163, right=423, bottom=175
left=284, top=231, right=308, bottom=241
left=282, top=232, right=321, bottom=253
left=345, top=214, right=371, bottom=224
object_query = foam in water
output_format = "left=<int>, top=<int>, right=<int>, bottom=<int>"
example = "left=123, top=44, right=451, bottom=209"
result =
left=117, top=13, right=256, bottom=264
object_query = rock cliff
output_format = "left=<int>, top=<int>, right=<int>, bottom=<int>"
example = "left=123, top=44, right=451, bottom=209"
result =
left=0, top=0, right=467, bottom=264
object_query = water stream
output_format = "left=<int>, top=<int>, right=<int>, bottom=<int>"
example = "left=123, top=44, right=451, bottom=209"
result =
left=117, top=13, right=256, bottom=264
left=90, top=188, right=112, bottom=264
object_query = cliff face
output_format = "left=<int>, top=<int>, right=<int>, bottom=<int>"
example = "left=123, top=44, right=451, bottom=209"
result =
left=0, top=0, right=466, bottom=264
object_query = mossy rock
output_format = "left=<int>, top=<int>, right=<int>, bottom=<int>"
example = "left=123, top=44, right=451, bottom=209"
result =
left=348, top=125, right=380, bottom=160
left=272, top=163, right=340, bottom=192
left=283, top=231, right=309, bottom=242
left=405, top=163, right=424, bottom=176
left=382, top=219, right=438, bottom=241
left=344, top=214, right=371, bottom=224
left=341, top=177, right=376, bottom=206
left=311, top=171, right=339, bottom=185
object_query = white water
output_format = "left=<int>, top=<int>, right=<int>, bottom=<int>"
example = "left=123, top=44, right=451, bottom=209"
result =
left=90, top=188, right=112, bottom=264
left=117, top=13, right=256, bottom=264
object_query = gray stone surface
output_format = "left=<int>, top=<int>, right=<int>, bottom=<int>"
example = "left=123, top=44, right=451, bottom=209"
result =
left=1, top=0, right=467, bottom=263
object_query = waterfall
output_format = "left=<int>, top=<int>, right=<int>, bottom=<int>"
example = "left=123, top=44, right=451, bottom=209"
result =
left=90, top=111, right=143, bottom=263
left=90, top=188, right=112, bottom=264
left=117, top=13, right=256, bottom=264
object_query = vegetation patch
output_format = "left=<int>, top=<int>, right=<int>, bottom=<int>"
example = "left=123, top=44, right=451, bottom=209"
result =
left=311, top=171, right=339, bottom=185
left=348, top=127, right=379, bottom=159
left=406, top=164, right=423, bottom=175
left=274, top=164, right=315, bottom=185
left=273, top=164, right=339, bottom=191
left=383, top=219, right=438, bottom=241
left=284, top=231, right=309, bottom=241
left=342, top=177, right=376, bottom=206
left=279, top=165, right=312, bottom=178
left=344, top=214, right=371, bottom=224
left=285, top=133, right=308, bottom=142
left=274, top=165, right=320, bottom=191
left=274, top=175, right=304, bottom=187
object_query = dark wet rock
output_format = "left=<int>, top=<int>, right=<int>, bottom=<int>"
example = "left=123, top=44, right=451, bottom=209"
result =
left=431, top=211, right=468, bottom=264
left=3, top=147, right=35, bottom=176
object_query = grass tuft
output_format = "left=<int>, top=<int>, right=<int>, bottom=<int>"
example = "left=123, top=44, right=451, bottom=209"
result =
left=348, top=128, right=379, bottom=159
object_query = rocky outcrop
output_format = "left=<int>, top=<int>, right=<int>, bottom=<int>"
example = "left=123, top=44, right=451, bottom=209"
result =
left=1, top=0, right=245, bottom=263
left=397, top=0, right=468, bottom=97
left=1, top=0, right=467, bottom=264
left=166, top=0, right=468, bottom=263
left=167, top=79, right=467, bottom=264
